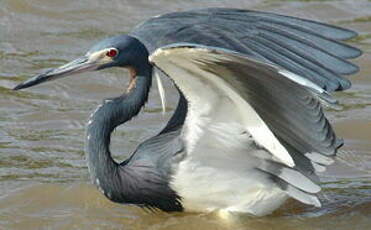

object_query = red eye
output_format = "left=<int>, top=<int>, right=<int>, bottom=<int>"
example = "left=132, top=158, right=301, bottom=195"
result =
left=106, top=49, right=118, bottom=57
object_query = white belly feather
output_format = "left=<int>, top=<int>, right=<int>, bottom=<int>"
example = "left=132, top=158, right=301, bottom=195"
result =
left=169, top=88, right=288, bottom=216
left=160, top=52, right=290, bottom=215
left=171, top=121, right=288, bottom=216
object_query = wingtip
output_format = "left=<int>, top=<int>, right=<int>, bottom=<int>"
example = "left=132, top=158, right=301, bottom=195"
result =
left=340, top=29, right=359, bottom=41
left=317, top=91, right=343, bottom=110
left=305, top=152, right=335, bottom=166
left=313, top=197, right=322, bottom=208
left=347, top=46, right=363, bottom=60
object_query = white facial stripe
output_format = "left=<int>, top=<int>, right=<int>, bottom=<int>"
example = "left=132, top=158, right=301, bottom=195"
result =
left=87, top=48, right=118, bottom=64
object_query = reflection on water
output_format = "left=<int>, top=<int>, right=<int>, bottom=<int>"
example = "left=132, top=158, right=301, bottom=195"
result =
left=1, top=0, right=371, bottom=229
left=0, top=181, right=370, bottom=230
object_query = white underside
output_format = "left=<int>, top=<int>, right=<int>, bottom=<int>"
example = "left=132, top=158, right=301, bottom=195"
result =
left=171, top=119, right=288, bottom=216
left=173, top=165, right=288, bottom=216
left=149, top=48, right=316, bottom=215
left=164, top=62, right=288, bottom=216
left=172, top=144, right=288, bottom=216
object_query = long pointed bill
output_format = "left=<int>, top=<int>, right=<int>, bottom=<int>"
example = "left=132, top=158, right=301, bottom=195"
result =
left=14, top=56, right=99, bottom=90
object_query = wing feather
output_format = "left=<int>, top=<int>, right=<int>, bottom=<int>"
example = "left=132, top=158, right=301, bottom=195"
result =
left=149, top=44, right=341, bottom=166
left=149, top=44, right=349, bottom=203
left=131, top=8, right=360, bottom=92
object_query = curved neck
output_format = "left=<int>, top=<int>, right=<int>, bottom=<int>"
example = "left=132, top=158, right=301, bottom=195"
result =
left=86, top=63, right=152, bottom=185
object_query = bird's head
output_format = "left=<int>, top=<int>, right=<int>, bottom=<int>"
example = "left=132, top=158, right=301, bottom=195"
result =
left=13, top=35, right=150, bottom=90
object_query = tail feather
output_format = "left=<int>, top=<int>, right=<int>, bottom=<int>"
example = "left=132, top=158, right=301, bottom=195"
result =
left=305, top=152, right=335, bottom=166
left=258, top=160, right=321, bottom=194
left=277, top=179, right=321, bottom=207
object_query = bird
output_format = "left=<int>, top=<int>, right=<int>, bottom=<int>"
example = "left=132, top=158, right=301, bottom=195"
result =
left=13, top=8, right=362, bottom=216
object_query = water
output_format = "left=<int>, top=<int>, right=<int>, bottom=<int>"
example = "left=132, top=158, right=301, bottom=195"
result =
left=1, top=0, right=371, bottom=229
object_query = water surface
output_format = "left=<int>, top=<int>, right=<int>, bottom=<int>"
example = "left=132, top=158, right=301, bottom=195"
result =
left=1, top=0, right=371, bottom=229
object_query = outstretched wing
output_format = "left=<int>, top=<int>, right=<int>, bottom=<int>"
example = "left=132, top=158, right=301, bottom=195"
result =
left=149, top=43, right=340, bottom=169
left=129, top=9, right=362, bottom=207
left=131, top=8, right=361, bottom=92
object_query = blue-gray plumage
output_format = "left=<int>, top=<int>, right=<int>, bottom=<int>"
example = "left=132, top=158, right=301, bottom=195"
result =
left=13, top=8, right=362, bottom=215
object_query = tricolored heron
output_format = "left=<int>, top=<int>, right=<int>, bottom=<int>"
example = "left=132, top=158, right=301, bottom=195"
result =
left=14, top=8, right=362, bottom=216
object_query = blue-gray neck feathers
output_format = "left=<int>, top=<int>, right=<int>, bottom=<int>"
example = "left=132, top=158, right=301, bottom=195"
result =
left=86, top=71, right=152, bottom=188
left=86, top=37, right=153, bottom=201
left=84, top=37, right=183, bottom=211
